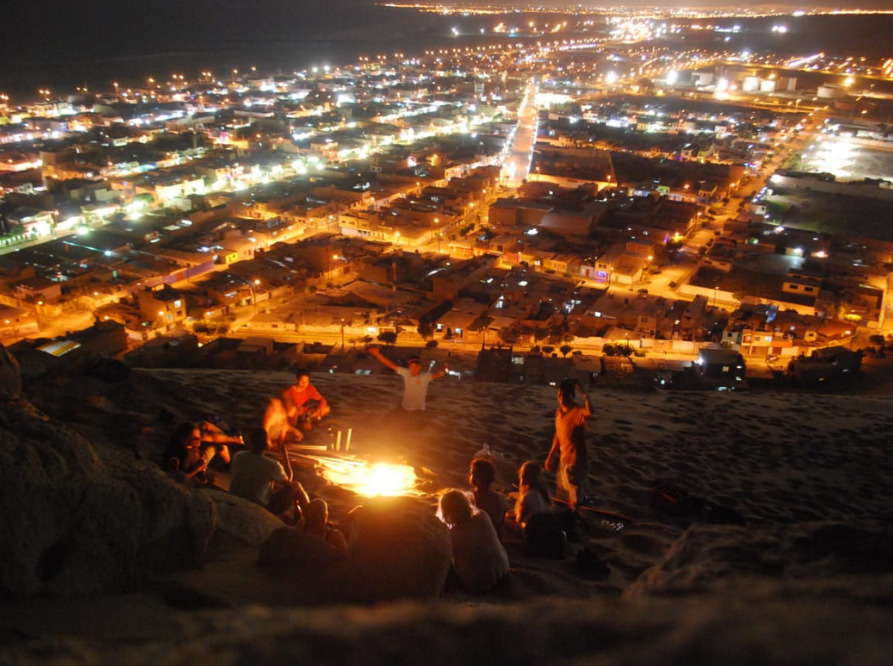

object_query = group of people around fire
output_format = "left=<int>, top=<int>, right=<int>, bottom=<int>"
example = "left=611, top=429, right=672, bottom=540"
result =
left=162, top=345, right=593, bottom=595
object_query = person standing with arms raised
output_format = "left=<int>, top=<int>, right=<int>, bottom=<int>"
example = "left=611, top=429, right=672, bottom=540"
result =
left=367, top=346, right=448, bottom=413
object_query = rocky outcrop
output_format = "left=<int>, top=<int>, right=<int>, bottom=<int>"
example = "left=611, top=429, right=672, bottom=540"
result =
left=198, top=488, right=285, bottom=548
left=624, top=522, right=893, bottom=599
left=0, top=398, right=216, bottom=599
left=256, top=497, right=452, bottom=604
left=0, top=344, right=21, bottom=399
left=4, top=590, right=893, bottom=666
left=344, top=496, right=452, bottom=602
left=257, top=527, right=348, bottom=604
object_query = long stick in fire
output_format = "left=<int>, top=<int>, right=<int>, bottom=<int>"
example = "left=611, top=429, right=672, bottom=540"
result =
left=280, top=441, right=295, bottom=480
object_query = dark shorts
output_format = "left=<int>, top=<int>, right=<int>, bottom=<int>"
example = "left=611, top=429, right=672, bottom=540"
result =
left=566, top=462, right=588, bottom=488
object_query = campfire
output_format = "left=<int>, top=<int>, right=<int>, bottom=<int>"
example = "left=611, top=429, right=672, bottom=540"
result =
left=285, top=428, right=422, bottom=497
left=315, top=457, right=419, bottom=497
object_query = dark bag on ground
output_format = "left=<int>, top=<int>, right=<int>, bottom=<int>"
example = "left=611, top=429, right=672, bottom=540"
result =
left=651, top=482, right=700, bottom=516
left=523, top=512, right=566, bottom=559
left=651, top=481, right=746, bottom=525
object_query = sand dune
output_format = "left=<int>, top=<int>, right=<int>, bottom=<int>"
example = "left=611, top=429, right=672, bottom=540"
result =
left=98, top=368, right=893, bottom=595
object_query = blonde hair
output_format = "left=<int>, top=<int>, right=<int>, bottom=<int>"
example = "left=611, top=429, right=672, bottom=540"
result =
left=519, top=461, right=550, bottom=498
left=439, top=489, right=473, bottom=526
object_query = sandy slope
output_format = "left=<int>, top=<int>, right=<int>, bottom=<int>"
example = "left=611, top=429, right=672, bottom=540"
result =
left=3, top=366, right=893, bottom=661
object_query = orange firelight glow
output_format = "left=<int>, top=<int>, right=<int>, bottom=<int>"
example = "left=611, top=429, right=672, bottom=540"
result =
left=316, top=457, right=418, bottom=497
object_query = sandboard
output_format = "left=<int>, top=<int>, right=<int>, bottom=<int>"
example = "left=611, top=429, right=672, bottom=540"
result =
left=552, top=496, right=635, bottom=533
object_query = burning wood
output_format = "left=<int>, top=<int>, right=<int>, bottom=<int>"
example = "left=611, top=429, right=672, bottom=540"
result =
left=287, top=445, right=419, bottom=497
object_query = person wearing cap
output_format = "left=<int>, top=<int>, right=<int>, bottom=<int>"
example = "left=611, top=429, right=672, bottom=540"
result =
left=366, top=346, right=447, bottom=411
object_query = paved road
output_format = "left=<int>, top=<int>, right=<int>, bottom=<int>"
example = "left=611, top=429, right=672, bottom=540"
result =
left=505, top=80, right=539, bottom=188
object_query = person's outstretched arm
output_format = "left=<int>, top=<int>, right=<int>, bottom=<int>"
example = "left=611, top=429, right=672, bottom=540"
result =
left=545, top=434, right=560, bottom=473
left=577, top=385, right=591, bottom=417
left=367, top=345, right=399, bottom=372
left=431, top=362, right=449, bottom=380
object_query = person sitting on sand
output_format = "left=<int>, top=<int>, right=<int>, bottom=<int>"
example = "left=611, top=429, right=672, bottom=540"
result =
left=282, top=369, right=331, bottom=431
left=229, top=427, right=310, bottom=523
left=469, top=457, right=507, bottom=540
left=514, top=460, right=553, bottom=527
left=301, top=498, right=348, bottom=551
left=513, top=461, right=565, bottom=559
left=439, top=489, right=509, bottom=594
left=545, top=378, right=591, bottom=512
left=263, top=396, right=305, bottom=445
left=198, top=415, right=244, bottom=448
left=264, top=369, right=331, bottom=445
left=163, top=422, right=227, bottom=483
left=366, top=346, right=447, bottom=412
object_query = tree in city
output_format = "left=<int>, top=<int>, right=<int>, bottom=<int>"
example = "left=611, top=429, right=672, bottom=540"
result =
left=542, top=345, right=555, bottom=355
left=869, top=334, right=886, bottom=357
left=559, top=344, right=574, bottom=357
left=377, top=331, right=398, bottom=345
left=498, top=325, right=520, bottom=345
left=417, top=319, right=435, bottom=339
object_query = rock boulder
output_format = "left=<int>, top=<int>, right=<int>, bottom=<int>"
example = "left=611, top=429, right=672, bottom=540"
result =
left=0, top=344, right=21, bottom=399
left=625, top=521, right=893, bottom=599
left=0, top=399, right=216, bottom=599
left=198, top=488, right=285, bottom=548
left=343, top=496, right=451, bottom=602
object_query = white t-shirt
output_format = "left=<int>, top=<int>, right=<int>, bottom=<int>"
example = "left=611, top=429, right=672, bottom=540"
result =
left=450, top=511, right=510, bottom=593
left=229, top=451, right=286, bottom=507
left=396, top=366, right=434, bottom=411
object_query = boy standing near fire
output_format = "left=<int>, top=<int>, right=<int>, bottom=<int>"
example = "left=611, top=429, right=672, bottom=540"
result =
left=545, top=378, right=591, bottom=512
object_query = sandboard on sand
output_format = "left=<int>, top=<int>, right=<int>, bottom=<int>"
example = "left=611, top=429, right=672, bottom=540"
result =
left=552, top=497, right=635, bottom=529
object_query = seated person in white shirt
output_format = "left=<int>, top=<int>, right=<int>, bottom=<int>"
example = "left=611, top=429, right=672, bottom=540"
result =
left=439, top=489, right=509, bottom=594
left=229, top=427, right=309, bottom=522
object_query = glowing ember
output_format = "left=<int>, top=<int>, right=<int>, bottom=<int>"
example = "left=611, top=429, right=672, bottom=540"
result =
left=316, top=457, right=418, bottom=497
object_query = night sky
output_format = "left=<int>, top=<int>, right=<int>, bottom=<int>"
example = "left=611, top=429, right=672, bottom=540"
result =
left=2, top=1, right=893, bottom=97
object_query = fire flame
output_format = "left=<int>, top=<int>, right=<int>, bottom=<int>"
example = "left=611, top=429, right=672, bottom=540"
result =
left=316, top=457, right=418, bottom=497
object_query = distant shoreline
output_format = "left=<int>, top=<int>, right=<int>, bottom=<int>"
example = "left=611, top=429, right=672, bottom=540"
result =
left=2, top=12, right=892, bottom=102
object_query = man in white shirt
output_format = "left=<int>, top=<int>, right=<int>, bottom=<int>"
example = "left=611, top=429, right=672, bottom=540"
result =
left=367, top=346, right=448, bottom=411
left=229, top=428, right=309, bottom=521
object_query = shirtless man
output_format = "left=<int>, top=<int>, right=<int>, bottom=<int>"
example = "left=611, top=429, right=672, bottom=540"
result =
left=367, top=346, right=447, bottom=412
